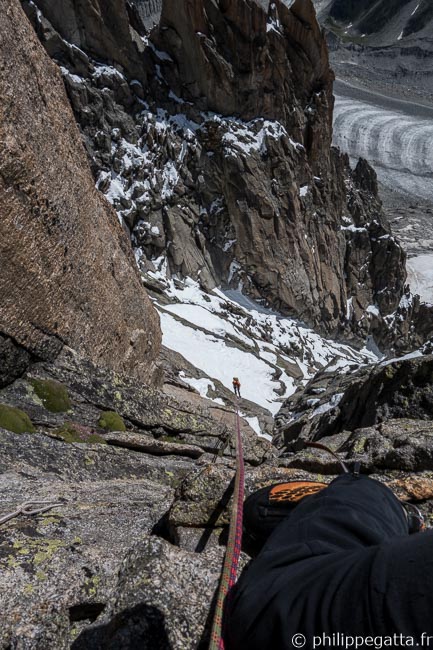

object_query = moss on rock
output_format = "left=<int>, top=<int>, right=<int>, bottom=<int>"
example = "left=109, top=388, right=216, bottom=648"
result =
left=0, top=403, right=35, bottom=434
left=30, top=379, right=71, bottom=413
left=160, top=435, right=179, bottom=444
left=53, top=422, right=107, bottom=445
left=98, top=410, right=126, bottom=432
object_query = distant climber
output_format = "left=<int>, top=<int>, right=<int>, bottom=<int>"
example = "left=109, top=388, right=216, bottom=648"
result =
left=232, top=377, right=241, bottom=398
left=226, top=473, right=430, bottom=650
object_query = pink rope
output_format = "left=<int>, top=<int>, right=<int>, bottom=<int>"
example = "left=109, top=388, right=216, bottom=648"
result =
left=209, top=400, right=245, bottom=650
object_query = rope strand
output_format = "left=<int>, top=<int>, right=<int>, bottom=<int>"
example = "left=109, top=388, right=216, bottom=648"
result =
left=0, top=501, right=63, bottom=526
left=209, top=398, right=245, bottom=650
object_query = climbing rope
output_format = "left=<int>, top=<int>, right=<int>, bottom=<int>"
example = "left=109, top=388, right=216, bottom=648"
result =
left=0, top=500, right=63, bottom=526
left=209, top=398, right=245, bottom=650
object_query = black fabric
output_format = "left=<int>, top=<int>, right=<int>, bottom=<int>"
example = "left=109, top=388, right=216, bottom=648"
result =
left=243, top=484, right=305, bottom=552
left=243, top=482, right=327, bottom=554
left=226, top=474, right=433, bottom=649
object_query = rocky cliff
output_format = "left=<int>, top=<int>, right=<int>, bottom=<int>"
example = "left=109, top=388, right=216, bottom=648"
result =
left=29, top=0, right=150, bottom=84
left=132, top=0, right=162, bottom=29
left=0, top=0, right=161, bottom=382
left=23, top=0, right=409, bottom=345
left=316, top=0, right=433, bottom=40
left=156, top=0, right=332, bottom=127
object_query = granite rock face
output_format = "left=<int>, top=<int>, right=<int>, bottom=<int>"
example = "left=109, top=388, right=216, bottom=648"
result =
left=0, top=0, right=161, bottom=381
left=0, top=345, right=271, bottom=649
left=157, top=0, right=333, bottom=128
left=130, top=0, right=162, bottom=29
left=2, top=350, right=433, bottom=648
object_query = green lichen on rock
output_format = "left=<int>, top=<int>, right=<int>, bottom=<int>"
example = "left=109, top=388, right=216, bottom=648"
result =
left=384, top=366, right=396, bottom=380
left=0, top=403, right=35, bottom=434
left=353, top=437, right=367, bottom=454
left=98, top=410, right=126, bottom=432
left=84, top=574, right=101, bottom=597
left=10, top=538, right=66, bottom=567
left=53, top=422, right=107, bottom=445
left=160, top=435, right=179, bottom=444
left=30, top=379, right=71, bottom=413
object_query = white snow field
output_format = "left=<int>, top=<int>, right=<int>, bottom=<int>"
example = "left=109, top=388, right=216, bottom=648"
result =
left=148, top=267, right=378, bottom=418
left=407, top=255, right=433, bottom=304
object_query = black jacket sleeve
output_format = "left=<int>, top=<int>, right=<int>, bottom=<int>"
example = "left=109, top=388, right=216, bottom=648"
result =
left=226, top=474, right=433, bottom=649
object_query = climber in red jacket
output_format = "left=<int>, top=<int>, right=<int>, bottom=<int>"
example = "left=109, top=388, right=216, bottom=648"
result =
left=232, top=377, right=241, bottom=398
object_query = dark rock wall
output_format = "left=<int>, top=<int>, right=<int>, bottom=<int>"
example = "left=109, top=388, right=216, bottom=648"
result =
left=152, top=0, right=407, bottom=336
left=326, top=0, right=413, bottom=33
left=0, top=0, right=161, bottom=381
left=157, top=0, right=333, bottom=129
left=321, top=0, right=433, bottom=39
left=275, top=354, right=433, bottom=448
left=404, top=0, right=433, bottom=38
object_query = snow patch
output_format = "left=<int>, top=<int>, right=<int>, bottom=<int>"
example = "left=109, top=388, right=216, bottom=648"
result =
left=161, top=161, right=179, bottom=199
left=407, top=255, right=433, bottom=305
left=60, top=67, right=85, bottom=84
left=153, top=277, right=379, bottom=418
left=341, top=224, right=368, bottom=233
left=160, top=311, right=291, bottom=415
left=311, top=393, right=344, bottom=418
left=366, top=305, right=380, bottom=317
